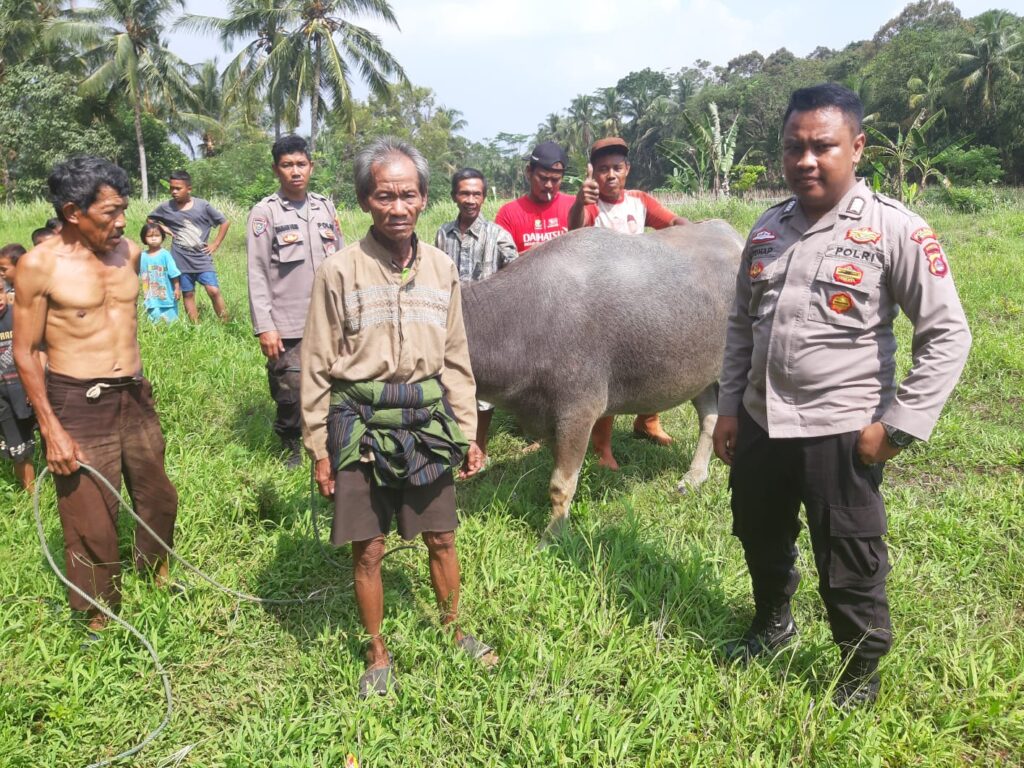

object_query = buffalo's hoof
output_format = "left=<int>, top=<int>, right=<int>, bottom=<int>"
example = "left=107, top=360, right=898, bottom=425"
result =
left=676, top=473, right=708, bottom=495
left=538, top=517, right=570, bottom=549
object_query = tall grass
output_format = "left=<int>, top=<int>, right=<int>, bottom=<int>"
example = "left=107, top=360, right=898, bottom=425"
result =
left=0, top=195, right=1021, bottom=767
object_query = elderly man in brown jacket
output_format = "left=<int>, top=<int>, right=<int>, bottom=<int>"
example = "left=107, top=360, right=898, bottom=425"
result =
left=301, top=137, right=495, bottom=699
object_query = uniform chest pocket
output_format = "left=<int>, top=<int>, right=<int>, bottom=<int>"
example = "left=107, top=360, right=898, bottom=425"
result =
left=747, top=255, right=784, bottom=317
left=808, top=256, right=883, bottom=329
left=273, top=230, right=306, bottom=263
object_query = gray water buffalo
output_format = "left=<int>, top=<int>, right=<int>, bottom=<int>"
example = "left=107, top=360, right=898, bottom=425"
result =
left=461, top=219, right=743, bottom=541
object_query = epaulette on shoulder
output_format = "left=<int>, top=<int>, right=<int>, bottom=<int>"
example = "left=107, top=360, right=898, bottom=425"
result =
left=872, top=190, right=915, bottom=220
left=768, top=195, right=797, bottom=213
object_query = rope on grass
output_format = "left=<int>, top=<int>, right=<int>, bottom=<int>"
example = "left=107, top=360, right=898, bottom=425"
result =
left=32, top=461, right=414, bottom=767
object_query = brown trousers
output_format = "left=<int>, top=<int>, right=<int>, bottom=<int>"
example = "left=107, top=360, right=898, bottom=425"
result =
left=47, top=372, right=178, bottom=611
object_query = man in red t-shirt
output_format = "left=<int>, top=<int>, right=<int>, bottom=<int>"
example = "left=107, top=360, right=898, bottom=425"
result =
left=495, top=141, right=575, bottom=254
left=569, top=137, right=689, bottom=469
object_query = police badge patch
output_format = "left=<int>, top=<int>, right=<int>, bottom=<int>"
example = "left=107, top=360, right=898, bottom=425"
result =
left=833, top=263, right=864, bottom=286
left=845, top=227, right=881, bottom=245
left=828, top=292, right=854, bottom=314
left=751, top=229, right=777, bottom=244
left=252, top=217, right=268, bottom=237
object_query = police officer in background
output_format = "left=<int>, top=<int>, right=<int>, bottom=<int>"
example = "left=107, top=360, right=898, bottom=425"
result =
left=713, top=84, right=971, bottom=707
left=247, top=135, right=344, bottom=468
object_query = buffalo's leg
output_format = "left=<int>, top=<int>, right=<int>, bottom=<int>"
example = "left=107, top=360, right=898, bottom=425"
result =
left=677, top=384, right=719, bottom=493
left=542, top=412, right=596, bottom=544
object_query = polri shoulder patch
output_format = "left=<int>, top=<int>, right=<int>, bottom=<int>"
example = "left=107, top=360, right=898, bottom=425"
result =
left=910, top=226, right=937, bottom=244
left=252, top=216, right=268, bottom=237
left=923, top=241, right=948, bottom=277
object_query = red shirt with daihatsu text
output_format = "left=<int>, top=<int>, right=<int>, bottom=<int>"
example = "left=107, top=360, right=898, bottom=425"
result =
left=495, top=193, right=575, bottom=254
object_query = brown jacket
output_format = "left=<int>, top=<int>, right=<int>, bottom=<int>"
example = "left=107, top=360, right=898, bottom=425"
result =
left=300, top=231, right=477, bottom=461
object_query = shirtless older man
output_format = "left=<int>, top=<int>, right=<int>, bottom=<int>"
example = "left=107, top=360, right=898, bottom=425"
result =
left=14, top=156, right=178, bottom=632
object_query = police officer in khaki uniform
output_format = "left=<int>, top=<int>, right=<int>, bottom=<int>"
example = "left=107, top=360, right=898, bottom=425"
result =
left=713, top=84, right=971, bottom=707
left=247, top=134, right=344, bottom=467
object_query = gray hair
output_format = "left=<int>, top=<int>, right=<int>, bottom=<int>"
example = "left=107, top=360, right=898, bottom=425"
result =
left=353, top=137, right=429, bottom=203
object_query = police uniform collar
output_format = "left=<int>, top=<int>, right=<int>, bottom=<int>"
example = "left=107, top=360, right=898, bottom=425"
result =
left=276, top=192, right=310, bottom=210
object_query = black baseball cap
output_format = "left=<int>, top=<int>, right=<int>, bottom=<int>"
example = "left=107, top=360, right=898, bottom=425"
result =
left=529, top=141, right=569, bottom=171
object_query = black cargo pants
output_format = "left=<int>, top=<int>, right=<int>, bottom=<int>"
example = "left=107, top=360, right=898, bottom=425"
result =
left=729, top=406, right=892, bottom=660
left=267, top=338, right=302, bottom=440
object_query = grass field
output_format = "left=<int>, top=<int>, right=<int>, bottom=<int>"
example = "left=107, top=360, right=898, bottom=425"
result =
left=0, top=193, right=1021, bottom=767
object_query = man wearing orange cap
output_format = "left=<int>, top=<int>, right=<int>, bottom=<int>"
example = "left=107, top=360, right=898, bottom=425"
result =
left=569, top=137, right=689, bottom=469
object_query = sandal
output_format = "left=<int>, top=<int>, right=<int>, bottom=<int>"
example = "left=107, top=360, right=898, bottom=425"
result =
left=357, top=654, right=397, bottom=700
left=456, top=634, right=499, bottom=669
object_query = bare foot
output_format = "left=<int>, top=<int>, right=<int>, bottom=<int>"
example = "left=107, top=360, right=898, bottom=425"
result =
left=521, top=441, right=542, bottom=454
left=87, top=613, right=109, bottom=632
left=596, top=452, right=620, bottom=471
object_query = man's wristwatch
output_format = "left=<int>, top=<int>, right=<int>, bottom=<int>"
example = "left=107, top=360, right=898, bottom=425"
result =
left=882, top=423, right=916, bottom=449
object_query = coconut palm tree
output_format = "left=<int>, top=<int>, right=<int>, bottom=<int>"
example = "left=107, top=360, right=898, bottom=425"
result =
left=0, top=0, right=72, bottom=75
left=266, top=0, right=407, bottom=153
left=566, top=93, right=597, bottom=156
left=950, top=9, right=1023, bottom=114
left=46, top=0, right=198, bottom=200
left=176, top=0, right=296, bottom=137
left=595, top=87, right=624, bottom=136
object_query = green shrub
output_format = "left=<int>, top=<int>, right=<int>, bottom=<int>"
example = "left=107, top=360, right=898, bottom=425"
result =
left=730, top=164, right=767, bottom=193
left=937, top=145, right=1004, bottom=185
left=942, top=185, right=996, bottom=213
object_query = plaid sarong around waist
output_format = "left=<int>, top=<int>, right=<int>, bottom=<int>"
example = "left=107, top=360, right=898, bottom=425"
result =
left=326, top=378, right=468, bottom=487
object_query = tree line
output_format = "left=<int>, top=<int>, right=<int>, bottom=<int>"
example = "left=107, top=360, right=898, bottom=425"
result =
left=0, top=0, right=1021, bottom=207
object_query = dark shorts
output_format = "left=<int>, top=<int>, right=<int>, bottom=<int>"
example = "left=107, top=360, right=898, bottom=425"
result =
left=46, top=372, right=178, bottom=611
left=0, top=395, right=35, bottom=461
left=331, top=462, right=457, bottom=545
left=179, top=271, right=219, bottom=292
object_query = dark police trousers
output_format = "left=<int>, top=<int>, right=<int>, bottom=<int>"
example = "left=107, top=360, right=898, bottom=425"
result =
left=267, top=338, right=302, bottom=440
left=730, top=406, right=892, bottom=660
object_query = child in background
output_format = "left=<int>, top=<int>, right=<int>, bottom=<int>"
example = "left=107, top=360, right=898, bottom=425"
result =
left=139, top=223, right=182, bottom=324
left=0, top=244, right=36, bottom=491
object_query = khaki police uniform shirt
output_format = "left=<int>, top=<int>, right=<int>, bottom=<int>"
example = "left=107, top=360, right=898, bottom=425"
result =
left=246, top=191, right=344, bottom=338
left=719, top=179, right=971, bottom=441
left=300, top=231, right=477, bottom=462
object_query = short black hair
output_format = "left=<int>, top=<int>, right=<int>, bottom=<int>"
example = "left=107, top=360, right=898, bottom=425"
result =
left=451, top=167, right=486, bottom=196
left=31, top=228, right=54, bottom=245
left=272, top=134, right=310, bottom=164
left=140, top=222, right=164, bottom=242
left=0, top=243, right=26, bottom=263
left=45, top=217, right=60, bottom=231
left=783, top=83, right=864, bottom=133
left=48, top=155, right=131, bottom=223
left=169, top=169, right=191, bottom=185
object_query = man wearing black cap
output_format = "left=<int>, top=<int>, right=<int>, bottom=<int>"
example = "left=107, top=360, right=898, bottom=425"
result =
left=569, top=137, right=689, bottom=468
left=495, top=141, right=575, bottom=254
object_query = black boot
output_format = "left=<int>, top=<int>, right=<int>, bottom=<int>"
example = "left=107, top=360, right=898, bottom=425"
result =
left=724, top=601, right=798, bottom=662
left=282, top=437, right=303, bottom=470
left=834, top=654, right=880, bottom=709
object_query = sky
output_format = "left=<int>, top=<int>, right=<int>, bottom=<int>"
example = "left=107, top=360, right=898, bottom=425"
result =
left=170, top=0, right=1008, bottom=143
